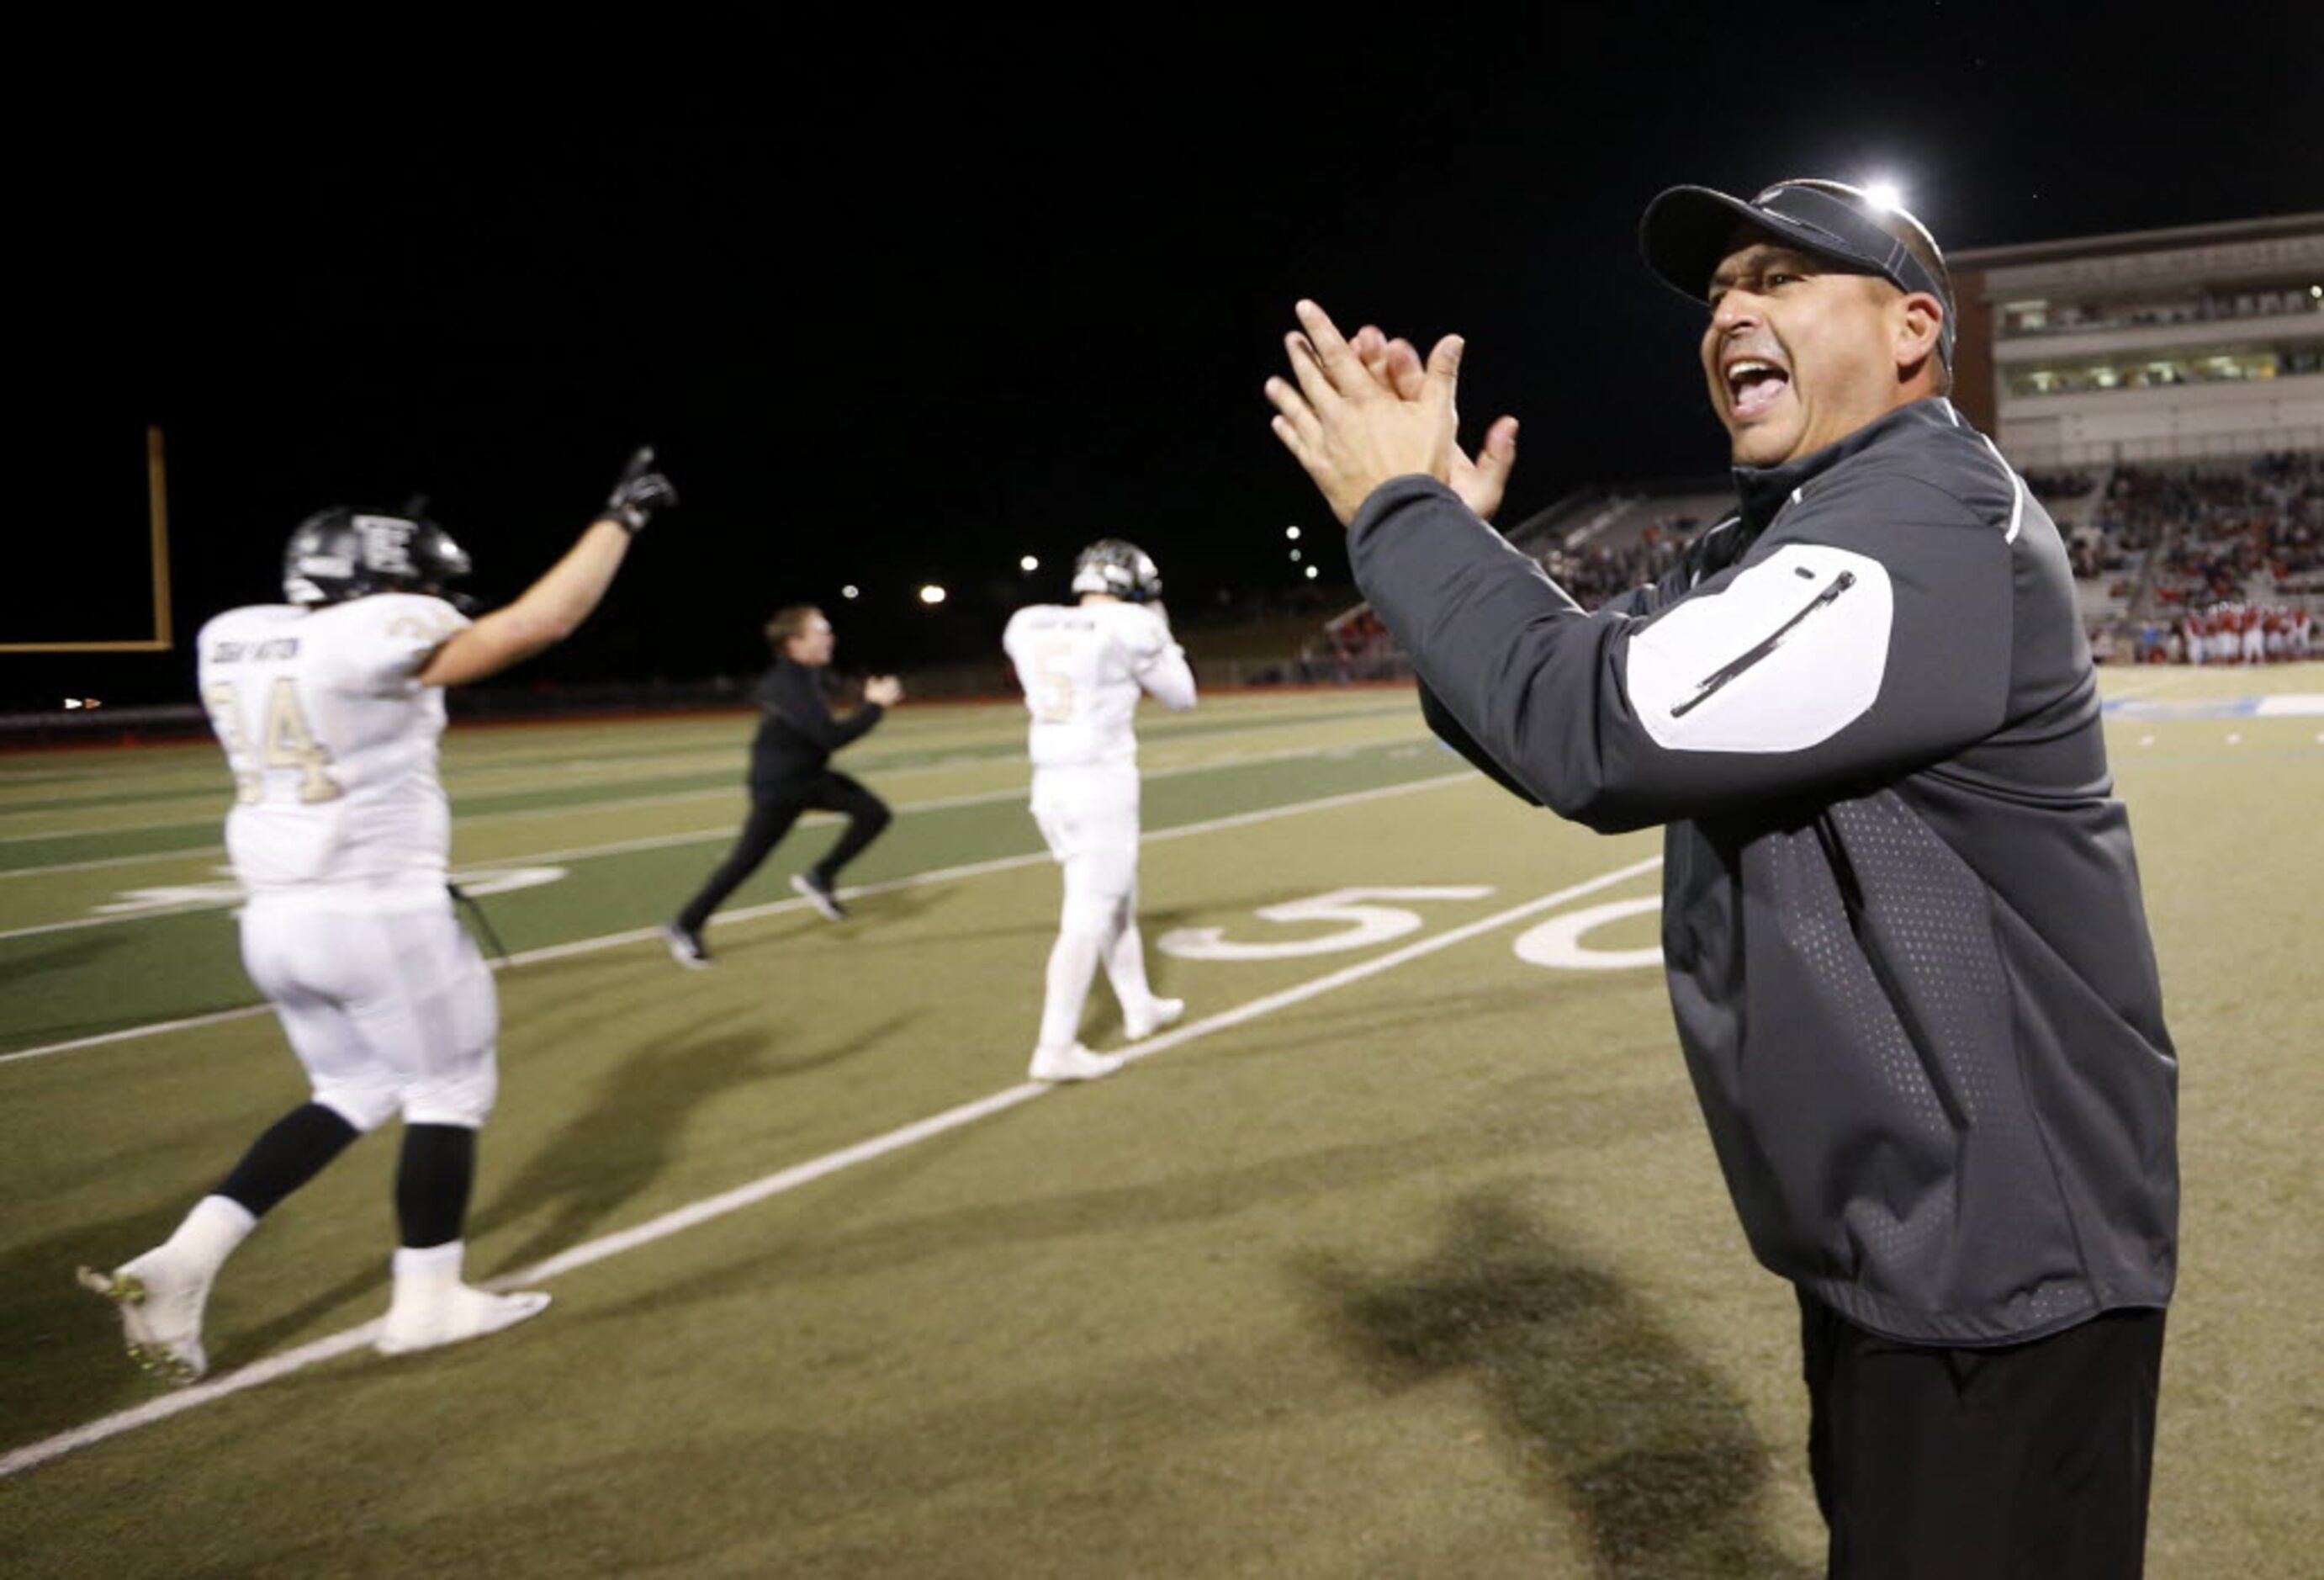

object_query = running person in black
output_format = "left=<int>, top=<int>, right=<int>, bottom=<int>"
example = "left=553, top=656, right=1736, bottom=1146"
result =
left=1268, top=180, right=2178, bottom=1578
left=665, top=605, right=900, bottom=966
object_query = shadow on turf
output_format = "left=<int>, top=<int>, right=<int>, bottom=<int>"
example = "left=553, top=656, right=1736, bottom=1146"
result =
left=1301, top=1189, right=1817, bottom=1579
left=571, top=1070, right=1697, bottom=1326
left=473, top=1011, right=922, bottom=1274
left=0, top=1197, right=202, bottom=1439
left=0, top=931, right=260, bottom=1050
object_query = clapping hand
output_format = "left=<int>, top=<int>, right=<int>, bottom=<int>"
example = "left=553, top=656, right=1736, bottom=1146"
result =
left=864, top=676, right=903, bottom=707
left=1264, top=301, right=1517, bottom=525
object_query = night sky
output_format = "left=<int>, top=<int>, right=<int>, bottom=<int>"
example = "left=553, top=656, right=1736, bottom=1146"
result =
left=24, top=5, right=2324, bottom=708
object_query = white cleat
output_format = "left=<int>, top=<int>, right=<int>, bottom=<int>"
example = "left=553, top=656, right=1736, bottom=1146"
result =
left=375, top=1283, right=552, bottom=1357
left=77, top=1250, right=213, bottom=1386
left=1123, top=997, right=1186, bottom=1042
left=1029, top=1042, right=1125, bottom=1084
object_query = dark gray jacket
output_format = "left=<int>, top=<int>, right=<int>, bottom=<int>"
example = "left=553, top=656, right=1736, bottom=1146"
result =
left=749, top=659, right=884, bottom=789
left=1351, top=397, right=2177, bottom=1344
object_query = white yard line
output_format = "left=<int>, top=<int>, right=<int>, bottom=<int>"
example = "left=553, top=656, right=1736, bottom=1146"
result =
left=0, top=736, right=1419, bottom=884
left=0, top=742, right=1426, bottom=939
left=0, top=710, right=1400, bottom=848
left=0, top=849, right=1663, bottom=1480
left=0, top=770, right=1469, bottom=1065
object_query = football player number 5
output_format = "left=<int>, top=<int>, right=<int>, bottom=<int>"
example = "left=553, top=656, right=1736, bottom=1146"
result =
left=202, top=679, right=342, bottom=804
left=1158, top=886, right=1493, bottom=961
left=1025, top=642, right=1075, bottom=724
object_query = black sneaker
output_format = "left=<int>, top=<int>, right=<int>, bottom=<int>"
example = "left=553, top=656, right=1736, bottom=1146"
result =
left=663, top=923, right=714, bottom=969
left=791, top=872, right=849, bottom=920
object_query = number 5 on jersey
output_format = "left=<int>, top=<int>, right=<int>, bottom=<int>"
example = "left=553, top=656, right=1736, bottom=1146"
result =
left=1026, top=640, right=1076, bottom=724
left=203, top=678, right=344, bottom=804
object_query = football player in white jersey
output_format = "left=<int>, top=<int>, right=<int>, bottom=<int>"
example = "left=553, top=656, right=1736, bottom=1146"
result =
left=1002, top=538, right=1197, bottom=1083
left=78, top=448, right=677, bottom=1383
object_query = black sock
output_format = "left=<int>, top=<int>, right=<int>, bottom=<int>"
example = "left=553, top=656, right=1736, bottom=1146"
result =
left=395, top=1123, right=477, bottom=1250
left=217, top=1103, right=360, bottom=1218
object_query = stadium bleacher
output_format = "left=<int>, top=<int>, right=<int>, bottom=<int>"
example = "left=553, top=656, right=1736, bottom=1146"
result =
left=1316, top=451, right=2321, bottom=673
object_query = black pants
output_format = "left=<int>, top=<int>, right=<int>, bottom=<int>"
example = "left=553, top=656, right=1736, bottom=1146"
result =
left=676, top=771, right=891, bottom=931
left=1799, top=1292, right=2166, bottom=1579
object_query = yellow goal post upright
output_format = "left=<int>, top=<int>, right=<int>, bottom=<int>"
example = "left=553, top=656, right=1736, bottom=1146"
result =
left=0, top=426, right=173, bottom=654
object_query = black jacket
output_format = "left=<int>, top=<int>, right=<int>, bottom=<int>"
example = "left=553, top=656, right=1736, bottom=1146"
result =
left=1351, top=397, right=2178, bottom=1344
left=749, top=659, right=884, bottom=787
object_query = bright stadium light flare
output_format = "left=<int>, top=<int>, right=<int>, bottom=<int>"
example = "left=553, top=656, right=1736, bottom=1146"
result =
left=1861, top=178, right=1905, bottom=213
left=918, top=584, right=947, bottom=605
left=1285, top=525, right=1301, bottom=540
left=1019, top=554, right=1039, bottom=572
left=1304, top=565, right=1319, bottom=580
left=840, top=585, right=860, bottom=600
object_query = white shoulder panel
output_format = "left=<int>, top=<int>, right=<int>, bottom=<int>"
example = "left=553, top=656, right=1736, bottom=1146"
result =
left=1626, top=543, right=1893, bottom=754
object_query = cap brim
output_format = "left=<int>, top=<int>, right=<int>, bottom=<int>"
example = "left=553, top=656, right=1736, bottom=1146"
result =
left=1640, top=184, right=1887, bottom=303
left=1641, top=187, right=1771, bottom=301
left=1640, top=182, right=1957, bottom=368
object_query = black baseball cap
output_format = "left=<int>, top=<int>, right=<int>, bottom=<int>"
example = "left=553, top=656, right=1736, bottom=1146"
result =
left=1639, top=179, right=1956, bottom=365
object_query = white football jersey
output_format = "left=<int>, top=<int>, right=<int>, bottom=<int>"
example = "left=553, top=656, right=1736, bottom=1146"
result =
left=195, top=593, right=470, bottom=893
left=1003, top=600, right=1196, bottom=769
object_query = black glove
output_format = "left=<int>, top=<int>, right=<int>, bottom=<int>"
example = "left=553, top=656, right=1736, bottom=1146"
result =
left=601, top=446, right=678, bottom=534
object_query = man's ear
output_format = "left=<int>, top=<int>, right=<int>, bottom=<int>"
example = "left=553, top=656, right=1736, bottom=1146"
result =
left=1894, top=292, right=1945, bottom=378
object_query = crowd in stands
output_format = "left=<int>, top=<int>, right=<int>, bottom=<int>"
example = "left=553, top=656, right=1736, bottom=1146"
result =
left=2103, top=453, right=2321, bottom=599
left=1538, top=517, right=1707, bottom=609
left=1316, top=459, right=2322, bottom=676
left=2052, top=453, right=2323, bottom=662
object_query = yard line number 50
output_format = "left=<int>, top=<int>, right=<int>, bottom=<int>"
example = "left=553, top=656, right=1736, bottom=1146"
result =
left=1158, top=886, right=1664, bottom=970
left=200, top=679, right=342, bottom=804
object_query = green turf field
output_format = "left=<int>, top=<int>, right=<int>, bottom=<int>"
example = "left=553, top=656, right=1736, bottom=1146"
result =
left=2, top=674, right=2318, bottom=1577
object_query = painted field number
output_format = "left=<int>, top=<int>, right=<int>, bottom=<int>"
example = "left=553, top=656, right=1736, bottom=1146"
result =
left=1158, top=886, right=1494, bottom=961
left=1511, top=896, right=1663, bottom=971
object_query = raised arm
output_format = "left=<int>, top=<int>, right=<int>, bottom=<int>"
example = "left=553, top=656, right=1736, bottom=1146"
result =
left=417, top=448, right=678, bottom=688
left=1134, top=611, right=1197, bottom=712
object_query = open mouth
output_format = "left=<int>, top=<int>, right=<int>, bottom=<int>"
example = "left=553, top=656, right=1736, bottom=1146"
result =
left=1724, top=358, right=1791, bottom=420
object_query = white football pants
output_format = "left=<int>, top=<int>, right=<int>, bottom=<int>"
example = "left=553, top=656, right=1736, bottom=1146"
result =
left=238, top=887, right=499, bottom=1131
left=1030, top=766, right=1159, bottom=1049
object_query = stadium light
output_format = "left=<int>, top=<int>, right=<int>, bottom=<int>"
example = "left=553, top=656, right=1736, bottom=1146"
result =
left=1289, top=549, right=1302, bottom=563
left=840, top=585, right=860, bottom=600
left=1285, top=525, right=1302, bottom=541
left=1019, top=554, right=1040, bottom=572
left=1304, top=565, right=1319, bottom=580
left=918, top=584, right=947, bottom=606
left=1861, top=178, right=1905, bottom=214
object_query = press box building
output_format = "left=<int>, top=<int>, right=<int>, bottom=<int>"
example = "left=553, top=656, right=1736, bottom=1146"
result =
left=1949, top=211, right=2324, bottom=467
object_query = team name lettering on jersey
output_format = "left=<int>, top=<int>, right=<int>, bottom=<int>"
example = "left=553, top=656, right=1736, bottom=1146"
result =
left=209, top=637, right=303, bottom=664
left=1003, top=602, right=1196, bottom=768
left=195, top=593, right=471, bottom=892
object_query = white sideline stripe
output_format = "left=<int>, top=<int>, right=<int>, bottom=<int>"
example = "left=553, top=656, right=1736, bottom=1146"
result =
left=0, top=738, right=1412, bottom=888
left=0, top=1328, right=386, bottom=1479
left=0, top=740, right=1423, bottom=937
left=0, top=1004, right=281, bottom=1064
left=497, top=772, right=1470, bottom=971
left=507, top=1084, right=1052, bottom=1285
left=0, top=770, right=1471, bottom=1065
left=0, top=848, right=1664, bottom=1480
left=0, top=706, right=1412, bottom=850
